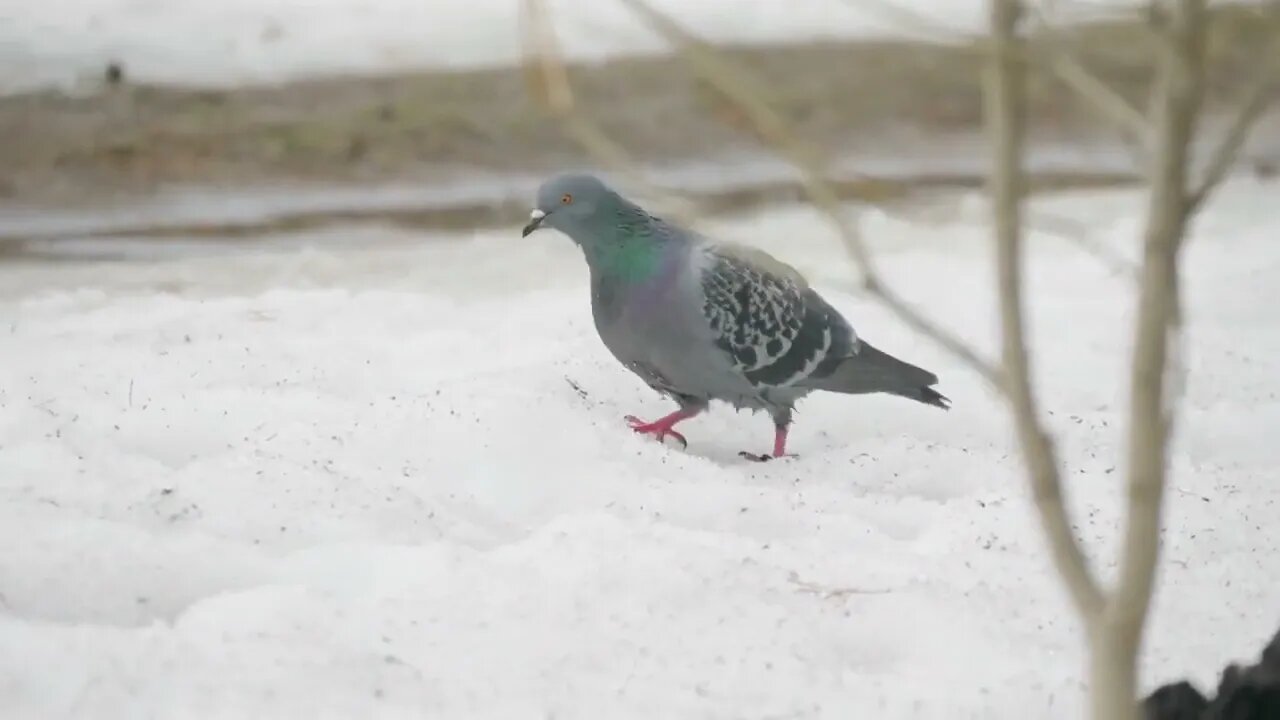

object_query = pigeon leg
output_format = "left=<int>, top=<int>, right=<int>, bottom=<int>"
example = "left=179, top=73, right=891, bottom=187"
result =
left=624, top=407, right=699, bottom=449
left=739, top=408, right=793, bottom=462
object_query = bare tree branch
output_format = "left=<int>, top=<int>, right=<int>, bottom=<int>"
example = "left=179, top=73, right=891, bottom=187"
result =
left=985, top=0, right=1107, bottom=623
left=851, top=0, right=1152, bottom=169
left=838, top=0, right=982, bottom=45
left=519, top=0, right=701, bottom=225
left=1025, top=6, right=1150, bottom=161
left=1088, top=2, right=1208, bottom=718
left=616, top=0, right=1003, bottom=389
left=1187, top=2, right=1280, bottom=211
left=1188, top=79, right=1278, bottom=209
left=1026, top=209, right=1138, bottom=278
left=1113, top=0, right=1204, bottom=627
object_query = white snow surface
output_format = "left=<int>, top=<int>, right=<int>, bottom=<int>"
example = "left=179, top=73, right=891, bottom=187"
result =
left=1, top=181, right=1279, bottom=718
left=2, top=0, right=1144, bottom=94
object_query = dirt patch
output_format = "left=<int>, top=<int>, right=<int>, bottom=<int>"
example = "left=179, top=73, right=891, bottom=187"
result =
left=1, top=3, right=1275, bottom=209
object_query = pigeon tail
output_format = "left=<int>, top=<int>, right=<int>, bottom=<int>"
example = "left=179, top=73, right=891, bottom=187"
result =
left=805, top=340, right=952, bottom=410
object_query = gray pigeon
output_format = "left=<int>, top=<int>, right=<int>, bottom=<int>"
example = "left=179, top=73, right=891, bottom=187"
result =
left=522, top=173, right=950, bottom=461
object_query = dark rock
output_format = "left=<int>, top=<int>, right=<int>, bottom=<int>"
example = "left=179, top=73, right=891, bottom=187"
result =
left=1145, top=627, right=1280, bottom=720
left=1145, top=681, right=1208, bottom=720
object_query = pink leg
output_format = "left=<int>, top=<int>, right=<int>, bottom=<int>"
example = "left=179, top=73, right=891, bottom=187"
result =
left=739, top=424, right=792, bottom=462
left=624, top=407, right=699, bottom=448
left=772, top=425, right=789, bottom=457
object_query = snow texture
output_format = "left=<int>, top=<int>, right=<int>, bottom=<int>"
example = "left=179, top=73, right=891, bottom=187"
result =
left=1, top=181, right=1279, bottom=718
left=1, top=0, right=1143, bottom=94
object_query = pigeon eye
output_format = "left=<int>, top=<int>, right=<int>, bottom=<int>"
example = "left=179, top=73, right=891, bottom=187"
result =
left=561, top=193, right=573, bottom=204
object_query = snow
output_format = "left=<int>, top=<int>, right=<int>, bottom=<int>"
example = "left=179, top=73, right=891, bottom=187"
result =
left=1, top=0, right=1143, bottom=94
left=2, top=180, right=1279, bottom=718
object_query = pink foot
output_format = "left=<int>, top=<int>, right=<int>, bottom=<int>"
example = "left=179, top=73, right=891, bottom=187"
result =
left=739, top=425, right=793, bottom=462
left=623, top=409, right=697, bottom=449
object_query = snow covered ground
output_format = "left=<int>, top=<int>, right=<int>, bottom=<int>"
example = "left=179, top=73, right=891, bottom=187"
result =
left=1, top=179, right=1278, bottom=718
left=2, top=0, right=1144, bottom=94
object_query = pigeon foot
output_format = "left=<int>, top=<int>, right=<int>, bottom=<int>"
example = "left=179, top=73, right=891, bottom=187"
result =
left=624, top=412, right=693, bottom=449
left=737, top=451, right=797, bottom=463
left=738, top=426, right=793, bottom=462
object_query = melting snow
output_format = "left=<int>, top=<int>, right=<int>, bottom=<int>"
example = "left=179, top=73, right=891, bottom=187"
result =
left=1, top=181, right=1278, bottom=718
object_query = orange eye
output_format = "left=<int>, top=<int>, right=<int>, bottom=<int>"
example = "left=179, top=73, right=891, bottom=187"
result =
left=561, top=193, right=573, bottom=204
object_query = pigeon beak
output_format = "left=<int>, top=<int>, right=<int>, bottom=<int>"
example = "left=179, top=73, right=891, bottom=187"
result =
left=521, top=209, right=547, bottom=237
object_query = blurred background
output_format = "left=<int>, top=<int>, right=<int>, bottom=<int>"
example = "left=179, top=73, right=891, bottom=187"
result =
left=2, top=0, right=1276, bottom=262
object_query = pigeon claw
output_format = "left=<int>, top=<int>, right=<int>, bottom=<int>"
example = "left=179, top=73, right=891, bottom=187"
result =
left=738, top=451, right=797, bottom=463
left=624, top=414, right=689, bottom=449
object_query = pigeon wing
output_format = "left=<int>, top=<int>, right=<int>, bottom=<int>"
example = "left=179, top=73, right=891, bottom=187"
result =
left=698, top=244, right=856, bottom=390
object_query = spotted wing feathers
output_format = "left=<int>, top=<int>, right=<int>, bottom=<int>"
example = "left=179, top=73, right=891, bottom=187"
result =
left=699, top=244, right=856, bottom=389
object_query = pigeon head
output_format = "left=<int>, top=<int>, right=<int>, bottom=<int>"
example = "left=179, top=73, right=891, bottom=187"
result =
left=521, top=173, right=619, bottom=244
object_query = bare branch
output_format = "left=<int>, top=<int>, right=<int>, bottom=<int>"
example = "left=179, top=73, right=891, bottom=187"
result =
left=1113, top=0, right=1205, bottom=625
left=838, top=0, right=981, bottom=45
left=616, top=0, right=1002, bottom=389
left=1097, top=4, right=1207, bottom=717
left=1052, top=54, right=1149, bottom=153
left=1188, top=81, right=1277, bottom=209
left=985, top=0, right=1106, bottom=622
left=1026, top=209, right=1138, bottom=278
left=519, top=0, right=701, bottom=224
left=787, top=571, right=894, bottom=599
left=1187, top=2, right=1280, bottom=211
left=1025, top=6, right=1150, bottom=160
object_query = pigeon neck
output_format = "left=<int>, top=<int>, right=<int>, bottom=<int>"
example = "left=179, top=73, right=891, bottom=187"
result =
left=590, top=235, right=663, bottom=283
left=585, top=201, right=671, bottom=282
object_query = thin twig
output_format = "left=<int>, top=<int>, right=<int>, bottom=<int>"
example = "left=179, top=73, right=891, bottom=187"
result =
left=986, top=0, right=1106, bottom=621
left=850, top=0, right=1151, bottom=168
left=1029, top=210, right=1138, bottom=278
left=1187, top=80, right=1277, bottom=208
left=1050, top=54, right=1149, bottom=154
left=837, top=0, right=981, bottom=45
left=520, top=0, right=701, bottom=225
left=564, top=376, right=591, bottom=402
left=616, top=0, right=1002, bottom=389
left=786, top=571, right=894, bottom=598
left=1187, top=1, right=1280, bottom=211
left=1107, top=2, right=1207, bottom=713
left=1025, top=5, right=1150, bottom=161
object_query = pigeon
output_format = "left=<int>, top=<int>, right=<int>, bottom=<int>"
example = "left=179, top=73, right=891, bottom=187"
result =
left=522, top=172, right=950, bottom=461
